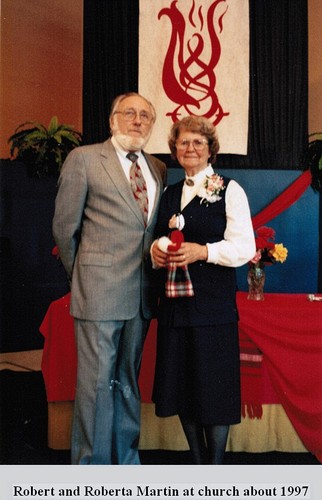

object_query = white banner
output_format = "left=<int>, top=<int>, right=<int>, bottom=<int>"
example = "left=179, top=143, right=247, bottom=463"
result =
left=139, top=0, right=249, bottom=155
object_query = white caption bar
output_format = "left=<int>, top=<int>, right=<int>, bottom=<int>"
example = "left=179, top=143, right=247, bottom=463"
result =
left=12, top=483, right=310, bottom=500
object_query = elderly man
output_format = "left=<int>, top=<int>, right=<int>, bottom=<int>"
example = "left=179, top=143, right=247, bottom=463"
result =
left=53, top=92, right=166, bottom=464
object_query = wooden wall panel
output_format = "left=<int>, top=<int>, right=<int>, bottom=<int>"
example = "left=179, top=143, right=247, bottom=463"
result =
left=308, top=0, right=322, bottom=134
left=0, top=0, right=83, bottom=158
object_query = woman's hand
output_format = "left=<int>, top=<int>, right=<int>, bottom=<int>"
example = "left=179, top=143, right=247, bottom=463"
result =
left=167, top=242, right=208, bottom=266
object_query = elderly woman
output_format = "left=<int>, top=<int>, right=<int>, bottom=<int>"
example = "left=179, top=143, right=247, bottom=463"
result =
left=151, top=116, right=255, bottom=464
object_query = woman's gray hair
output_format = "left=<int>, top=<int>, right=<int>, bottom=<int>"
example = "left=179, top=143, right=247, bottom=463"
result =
left=168, top=115, right=220, bottom=163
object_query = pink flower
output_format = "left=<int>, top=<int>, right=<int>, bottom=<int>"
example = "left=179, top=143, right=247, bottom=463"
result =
left=250, top=250, right=262, bottom=264
left=198, top=174, right=225, bottom=205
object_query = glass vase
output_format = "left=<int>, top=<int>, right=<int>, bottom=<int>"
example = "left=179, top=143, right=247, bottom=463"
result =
left=247, top=264, right=265, bottom=301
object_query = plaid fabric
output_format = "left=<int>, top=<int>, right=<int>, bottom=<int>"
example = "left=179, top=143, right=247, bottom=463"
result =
left=165, top=262, right=195, bottom=298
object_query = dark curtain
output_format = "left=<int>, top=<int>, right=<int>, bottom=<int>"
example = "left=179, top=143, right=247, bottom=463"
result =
left=0, top=160, right=70, bottom=352
left=83, top=0, right=308, bottom=169
left=83, top=0, right=139, bottom=144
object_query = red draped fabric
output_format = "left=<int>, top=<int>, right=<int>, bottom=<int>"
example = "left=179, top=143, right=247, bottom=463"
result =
left=238, top=329, right=264, bottom=419
left=237, top=292, right=322, bottom=463
left=40, top=294, right=76, bottom=402
left=40, top=291, right=322, bottom=462
left=251, top=170, right=312, bottom=229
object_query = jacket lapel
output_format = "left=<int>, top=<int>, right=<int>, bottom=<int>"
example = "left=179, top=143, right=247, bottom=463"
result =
left=143, top=153, right=164, bottom=227
left=100, top=139, right=145, bottom=224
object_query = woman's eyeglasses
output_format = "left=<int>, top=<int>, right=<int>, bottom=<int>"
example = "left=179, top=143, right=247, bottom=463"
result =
left=114, top=108, right=152, bottom=124
left=176, top=139, right=208, bottom=151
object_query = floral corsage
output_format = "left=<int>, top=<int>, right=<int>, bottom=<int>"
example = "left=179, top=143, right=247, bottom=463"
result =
left=198, top=173, right=225, bottom=205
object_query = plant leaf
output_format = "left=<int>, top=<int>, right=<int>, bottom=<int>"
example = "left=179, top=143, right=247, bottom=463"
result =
left=48, top=116, right=59, bottom=134
left=53, top=132, right=63, bottom=144
left=7, top=116, right=82, bottom=175
left=57, top=129, right=82, bottom=144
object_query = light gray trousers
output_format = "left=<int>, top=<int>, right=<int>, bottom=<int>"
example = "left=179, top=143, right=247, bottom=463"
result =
left=71, top=314, right=148, bottom=464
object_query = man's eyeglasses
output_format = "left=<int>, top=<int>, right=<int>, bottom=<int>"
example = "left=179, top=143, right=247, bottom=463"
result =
left=114, top=108, right=152, bottom=124
left=176, top=139, right=209, bottom=151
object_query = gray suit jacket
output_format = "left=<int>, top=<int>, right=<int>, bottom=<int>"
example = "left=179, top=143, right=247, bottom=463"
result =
left=53, top=139, right=166, bottom=321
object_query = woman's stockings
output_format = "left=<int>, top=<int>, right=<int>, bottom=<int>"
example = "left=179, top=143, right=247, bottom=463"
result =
left=179, top=415, right=230, bottom=465
left=204, top=424, right=229, bottom=464
left=179, top=415, right=207, bottom=464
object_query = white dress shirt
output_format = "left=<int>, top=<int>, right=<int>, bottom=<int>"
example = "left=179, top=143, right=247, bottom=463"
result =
left=111, top=136, right=157, bottom=221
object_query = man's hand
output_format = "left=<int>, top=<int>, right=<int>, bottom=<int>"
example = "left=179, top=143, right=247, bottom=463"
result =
left=151, top=241, right=169, bottom=268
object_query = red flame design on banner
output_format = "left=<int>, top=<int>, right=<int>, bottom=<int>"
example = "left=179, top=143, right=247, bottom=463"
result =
left=158, top=0, right=229, bottom=125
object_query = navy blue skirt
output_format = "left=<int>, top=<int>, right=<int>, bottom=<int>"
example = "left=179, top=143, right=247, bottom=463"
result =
left=152, top=322, right=241, bottom=425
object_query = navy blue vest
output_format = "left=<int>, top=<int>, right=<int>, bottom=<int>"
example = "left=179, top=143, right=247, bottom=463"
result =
left=155, top=174, right=238, bottom=327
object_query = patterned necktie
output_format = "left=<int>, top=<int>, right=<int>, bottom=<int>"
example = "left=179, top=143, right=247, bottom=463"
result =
left=127, top=152, right=149, bottom=226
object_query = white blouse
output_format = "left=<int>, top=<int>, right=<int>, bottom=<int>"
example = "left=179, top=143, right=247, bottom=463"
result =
left=181, top=165, right=256, bottom=268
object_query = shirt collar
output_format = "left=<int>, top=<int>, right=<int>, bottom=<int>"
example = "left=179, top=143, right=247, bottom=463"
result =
left=111, top=136, right=142, bottom=162
left=185, top=164, right=214, bottom=186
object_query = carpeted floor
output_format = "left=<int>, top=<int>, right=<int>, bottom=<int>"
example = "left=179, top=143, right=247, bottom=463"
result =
left=0, top=370, right=319, bottom=466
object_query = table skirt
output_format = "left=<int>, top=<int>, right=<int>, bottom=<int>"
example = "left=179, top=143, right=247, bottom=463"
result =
left=47, top=401, right=307, bottom=453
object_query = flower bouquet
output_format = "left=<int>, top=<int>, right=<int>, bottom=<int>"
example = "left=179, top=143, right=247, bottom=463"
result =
left=248, top=226, right=288, bottom=300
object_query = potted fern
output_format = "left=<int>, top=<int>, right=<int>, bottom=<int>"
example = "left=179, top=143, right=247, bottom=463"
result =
left=8, top=116, right=82, bottom=177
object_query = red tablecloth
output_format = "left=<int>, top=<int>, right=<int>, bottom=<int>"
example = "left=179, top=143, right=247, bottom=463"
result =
left=40, top=292, right=322, bottom=462
left=237, top=292, right=322, bottom=462
left=40, top=294, right=76, bottom=402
